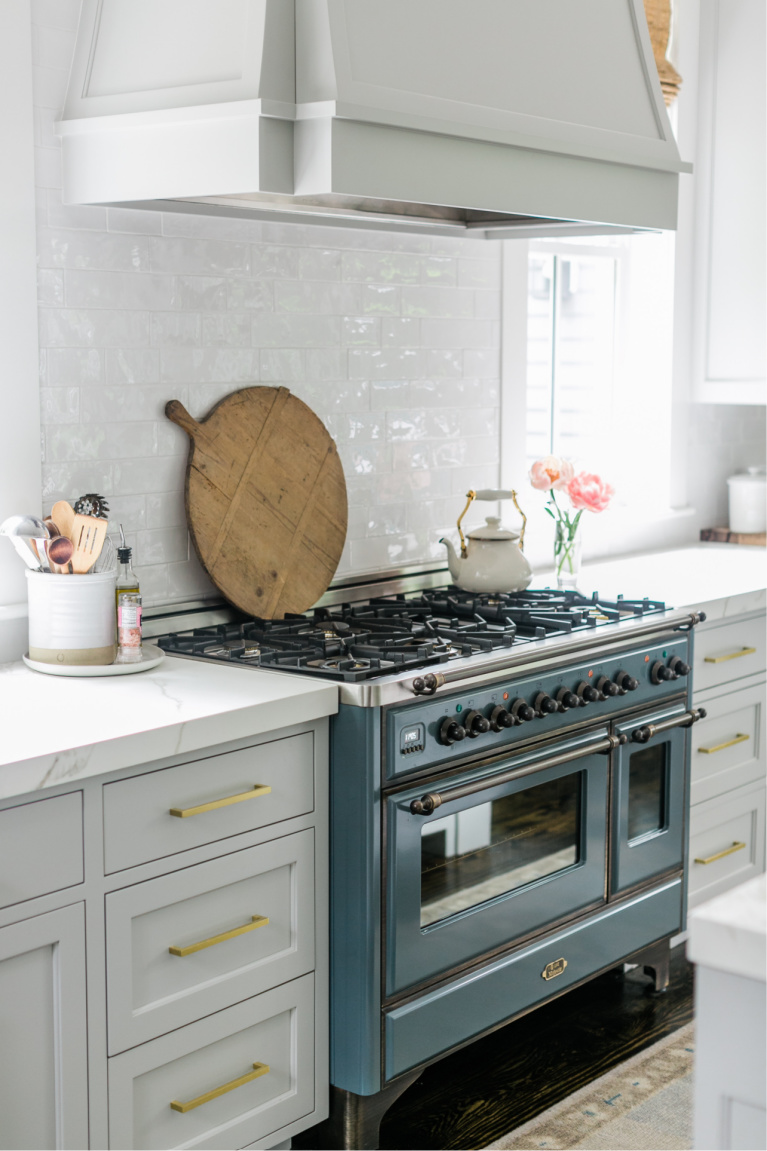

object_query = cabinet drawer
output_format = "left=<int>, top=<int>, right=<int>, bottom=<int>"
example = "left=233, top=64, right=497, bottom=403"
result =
left=106, top=830, right=315, bottom=1054
left=0, top=792, right=83, bottom=910
left=691, top=681, right=765, bottom=805
left=103, top=733, right=314, bottom=873
left=688, top=783, right=766, bottom=909
left=694, top=616, right=766, bottom=694
left=108, top=974, right=315, bottom=1151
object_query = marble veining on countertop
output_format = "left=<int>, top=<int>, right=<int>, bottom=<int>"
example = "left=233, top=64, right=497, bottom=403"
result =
left=0, top=656, right=338, bottom=802
left=687, top=874, right=766, bottom=983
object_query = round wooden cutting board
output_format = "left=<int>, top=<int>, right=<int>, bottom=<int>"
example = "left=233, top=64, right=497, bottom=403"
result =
left=166, top=387, right=348, bottom=618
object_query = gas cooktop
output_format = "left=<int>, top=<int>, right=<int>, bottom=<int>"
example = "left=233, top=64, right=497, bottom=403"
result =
left=155, top=587, right=668, bottom=684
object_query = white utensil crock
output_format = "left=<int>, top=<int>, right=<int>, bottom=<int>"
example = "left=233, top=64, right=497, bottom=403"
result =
left=26, top=569, right=116, bottom=665
left=727, top=467, right=767, bottom=534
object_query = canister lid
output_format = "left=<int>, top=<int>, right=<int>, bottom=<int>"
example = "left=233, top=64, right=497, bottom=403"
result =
left=727, top=466, right=766, bottom=486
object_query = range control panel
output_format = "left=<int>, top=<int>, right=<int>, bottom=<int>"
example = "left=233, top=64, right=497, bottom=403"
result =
left=385, top=637, right=691, bottom=779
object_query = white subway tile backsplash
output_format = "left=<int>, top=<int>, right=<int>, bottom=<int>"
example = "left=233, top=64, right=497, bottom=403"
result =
left=33, top=7, right=502, bottom=597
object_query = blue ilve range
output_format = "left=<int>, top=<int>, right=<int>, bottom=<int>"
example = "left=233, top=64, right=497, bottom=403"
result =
left=157, top=584, right=706, bottom=1150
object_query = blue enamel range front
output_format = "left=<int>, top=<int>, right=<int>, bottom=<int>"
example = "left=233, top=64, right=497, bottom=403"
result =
left=154, top=586, right=706, bottom=1151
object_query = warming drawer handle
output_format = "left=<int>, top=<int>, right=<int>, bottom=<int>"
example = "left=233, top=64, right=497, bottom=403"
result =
left=631, top=708, right=707, bottom=744
left=694, top=841, right=746, bottom=866
left=169, top=915, right=269, bottom=958
left=704, top=646, right=756, bottom=664
left=170, top=1062, right=270, bottom=1113
left=169, top=784, right=271, bottom=818
left=409, top=733, right=627, bottom=816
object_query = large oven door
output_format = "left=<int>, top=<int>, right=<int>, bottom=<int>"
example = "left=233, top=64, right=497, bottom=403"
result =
left=385, top=731, right=609, bottom=997
left=611, top=704, right=689, bottom=895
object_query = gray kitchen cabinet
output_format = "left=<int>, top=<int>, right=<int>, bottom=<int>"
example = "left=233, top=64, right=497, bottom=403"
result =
left=0, top=904, right=89, bottom=1150
left=0, top=716, right=329, bottom=1150
left=689, top=610, right=766, bottom=908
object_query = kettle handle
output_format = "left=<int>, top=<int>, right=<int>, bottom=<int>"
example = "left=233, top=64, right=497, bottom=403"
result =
left=463, top=489, right=527, bottom=552
left=473, top=489, right=515, bottom=500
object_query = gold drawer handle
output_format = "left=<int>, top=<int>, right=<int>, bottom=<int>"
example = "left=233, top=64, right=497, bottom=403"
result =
left=698, top=733, right=750, bottom=755
left=169, top=914, right=269, bottom=957
left=170, top=1062, right=270, bottom=1113
left=169, top=784, right=271, bottom=818
left=694, top=841, right=746, bottom=865
left=704, top=646, right=757, bottom=664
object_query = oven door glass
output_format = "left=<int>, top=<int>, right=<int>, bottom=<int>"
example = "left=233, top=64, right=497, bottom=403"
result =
left=611, top=707, right=688, bottom=894
left=386, top=734, right=609, bottom=996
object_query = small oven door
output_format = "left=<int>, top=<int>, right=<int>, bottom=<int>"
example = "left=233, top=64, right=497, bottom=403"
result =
left=611, top=704, right=689, bottom=895
left=385, top=731, right=610, bottom=997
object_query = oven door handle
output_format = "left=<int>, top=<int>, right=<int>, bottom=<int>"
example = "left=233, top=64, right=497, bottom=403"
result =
left=630, top=707, right=707, bottom=744
left=409, top=733, right=627, bottom=816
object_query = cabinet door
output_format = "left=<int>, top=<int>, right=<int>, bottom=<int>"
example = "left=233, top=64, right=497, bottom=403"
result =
left=0, top=904, right=88, bottom=1150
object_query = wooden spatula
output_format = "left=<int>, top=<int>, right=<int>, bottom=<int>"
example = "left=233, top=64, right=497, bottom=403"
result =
left=70, top=515, right=109, bottom=574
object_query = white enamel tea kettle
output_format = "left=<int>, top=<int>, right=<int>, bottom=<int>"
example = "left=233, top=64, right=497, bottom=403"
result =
left=440, top=489, right=533, bottom=593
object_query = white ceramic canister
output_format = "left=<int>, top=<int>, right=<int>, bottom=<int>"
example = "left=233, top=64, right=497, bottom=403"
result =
left=26, top=569, right=117, bottom=665
left=727, top=467, right=767, bottom=534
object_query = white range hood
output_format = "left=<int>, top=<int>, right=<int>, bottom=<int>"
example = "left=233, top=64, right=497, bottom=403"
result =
left=57, top=0, right=690, bottom=238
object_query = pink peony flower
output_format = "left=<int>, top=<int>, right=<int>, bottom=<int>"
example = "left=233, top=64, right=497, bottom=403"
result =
left=567, top=472, right=614, bottom=513
left=529, top=456, right=575, bottom=491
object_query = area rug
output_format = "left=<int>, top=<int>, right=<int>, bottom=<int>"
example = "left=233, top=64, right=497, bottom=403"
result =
left=486, top=1022, right=694, bottom=1150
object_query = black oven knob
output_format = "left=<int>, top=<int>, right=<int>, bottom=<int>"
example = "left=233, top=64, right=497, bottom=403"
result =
left=668, top=656, right=690, bottom=677
left=651, top=660, right=677, bottom=684
left=556, top=688, right=580, bottom=710
left=576, top=681, right=599, bottom=704
left=534, top=692, right=558, bottom=717
left=596, top=676, right=621, bottom=697
left=489, top=706, right=514, bottom=731
left=615, top=670, right=639, bottom=692
left=463, top=709, right=491, bottom=737
left=510, top=698, right=536, bottom=723
left=439, top=718, right=466, bottom=745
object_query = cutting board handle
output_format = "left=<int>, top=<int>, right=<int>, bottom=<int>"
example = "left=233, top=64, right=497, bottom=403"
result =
left=165, top=400, right=200, bottom=438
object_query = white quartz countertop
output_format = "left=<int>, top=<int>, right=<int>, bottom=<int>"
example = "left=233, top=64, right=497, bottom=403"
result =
left=547, top=543, right=766, bottom=622
left=0, top=655, right=338, bottom=802
left=687, top=874, right=767, bottom=983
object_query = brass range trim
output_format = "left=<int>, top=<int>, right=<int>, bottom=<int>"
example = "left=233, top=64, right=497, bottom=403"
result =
left=542, top=957, right=568, bottom=980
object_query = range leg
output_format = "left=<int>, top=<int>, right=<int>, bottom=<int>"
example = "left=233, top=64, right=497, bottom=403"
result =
left=303, top=1070, right=421, bottom=1150
left=639, top=939, right=671, bottom=993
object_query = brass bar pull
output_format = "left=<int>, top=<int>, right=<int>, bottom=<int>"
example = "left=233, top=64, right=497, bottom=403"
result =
left=170, top=1062, right=270, bottom=1113
left=694, top=841, right=746, bottom=866
left=169, top=784, right=271, bottom=818
left=704, top=646, right=757, bottom=664
left=698, top=733, right=750, bottom=755
left=169, top=915, right=269, bottom=957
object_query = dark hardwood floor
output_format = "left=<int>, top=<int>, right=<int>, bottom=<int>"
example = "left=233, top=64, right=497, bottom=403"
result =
left=377, top=945, right=694, bottom=1150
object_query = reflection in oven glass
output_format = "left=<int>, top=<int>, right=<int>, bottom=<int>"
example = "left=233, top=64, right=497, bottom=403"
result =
left=420, top=774, right=581, bottom=927
left=628, top=744, right=668, bottom=841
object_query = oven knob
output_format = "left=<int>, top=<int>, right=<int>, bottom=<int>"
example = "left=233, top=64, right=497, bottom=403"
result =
left=534, top=692, right=558, bottom=717
left=651, top=661, right=677, bottom=684
left=556, top=688, right=580, bottom=710
left=510, top=698, right=536, bottom=723
left=576, top=681, right=600, bottom=704
left=463, top=709, right=491, bottom=737
left=615, top=670, right=639, bottom=692
left=668, top=656, right=690, bottom=677
left=489, top=706, right=514, bottom=732
left=439, top=718, right=466, bottom=745
left=596, top=676, right=621, bottom=698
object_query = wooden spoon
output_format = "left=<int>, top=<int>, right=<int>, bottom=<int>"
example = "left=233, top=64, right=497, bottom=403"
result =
left=52, top=501, right=75, bottom=542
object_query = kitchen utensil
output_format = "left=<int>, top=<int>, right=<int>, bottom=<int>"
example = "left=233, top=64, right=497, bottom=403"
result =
left=51, top=500, right=76, bottom=542
left=73, top=493, right=110, bottom=518
left=0, top=515, right=50, bottom=571
left=91, top=533, right=116, bottom=574
left=727, top=467, right=766, bottom=534
left=31, top=539, right=52, bottom=573
left=47, top=534, right=75, bottom=570
left=166, top=386, right=348, bottom=618
left=23, top=644, right=162, bottom=677
left=440, top=489, right=533, bottom=593
left=70, top=514, right=109, bottom=574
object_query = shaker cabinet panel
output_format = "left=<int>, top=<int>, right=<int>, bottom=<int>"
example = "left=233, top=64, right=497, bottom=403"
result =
left=693, top=616, right=766, bottom=695
left=688, top=781, right=766, bottom=909
left=108, top=974, right=315, bottom=1151
left=690, top=681, right=765, bottom=805
left=103, top=732, right=315, bottom=872
left=0, top=904, right=88, bottom=1151
left=0, top=791, right=83, bottom=910
left=106, top=830, right=315, bottom=1054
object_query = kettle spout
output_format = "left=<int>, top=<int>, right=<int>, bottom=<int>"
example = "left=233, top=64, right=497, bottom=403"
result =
left=440, top=537, right=461, bottom=583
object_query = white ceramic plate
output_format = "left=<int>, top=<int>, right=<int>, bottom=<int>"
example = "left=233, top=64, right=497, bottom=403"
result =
left=23, top=645, right=165, bottom=677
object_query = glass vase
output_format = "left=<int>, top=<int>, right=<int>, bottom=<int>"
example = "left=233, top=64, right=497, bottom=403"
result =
left=554, top=521, right=582, bottom=590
